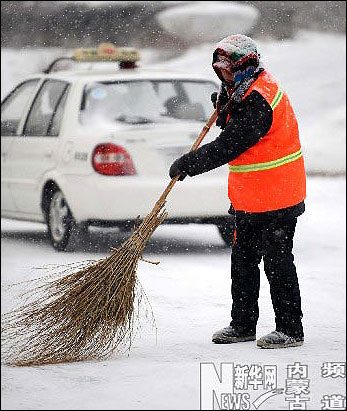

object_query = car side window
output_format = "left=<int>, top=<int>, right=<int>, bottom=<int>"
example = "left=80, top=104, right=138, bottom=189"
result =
left=23, top=80, right=69, bottom=137
left=1, top=79, right=39, bottom=136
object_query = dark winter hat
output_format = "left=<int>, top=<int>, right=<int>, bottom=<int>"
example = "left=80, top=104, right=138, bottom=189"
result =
left=212, top=34, right=260, bottom=83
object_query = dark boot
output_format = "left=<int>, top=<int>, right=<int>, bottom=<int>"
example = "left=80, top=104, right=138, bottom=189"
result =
left=212, top=324, right=256, bottom=344
left=257, top=330, right=304, bottom=349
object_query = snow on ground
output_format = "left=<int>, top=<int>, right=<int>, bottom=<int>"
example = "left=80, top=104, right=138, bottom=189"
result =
left=1, top=176, right=346, bottom=410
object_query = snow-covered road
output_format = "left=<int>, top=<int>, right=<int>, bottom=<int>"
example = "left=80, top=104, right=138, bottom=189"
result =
left=1, top=176, right=346, bottom=410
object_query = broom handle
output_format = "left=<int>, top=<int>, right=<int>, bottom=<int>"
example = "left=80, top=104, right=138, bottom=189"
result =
left=156, top=109, right=218, bottom=205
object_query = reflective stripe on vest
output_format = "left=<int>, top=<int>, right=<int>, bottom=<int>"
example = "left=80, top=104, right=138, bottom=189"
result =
left=270, top=87, right=283, bottom=110
left=229, top=149, right=303, bottom=173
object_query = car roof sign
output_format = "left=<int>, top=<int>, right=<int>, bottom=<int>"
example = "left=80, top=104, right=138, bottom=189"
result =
left=74, top=43, right=140, bottom=63
left=43, top=43, right=140, bottom=73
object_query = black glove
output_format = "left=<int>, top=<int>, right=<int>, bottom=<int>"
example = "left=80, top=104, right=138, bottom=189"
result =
left=212, top=84, right=230, bottom=129
left=211, top=91, right=218, bottom=109
left=169, top=157, right=187, bottom=181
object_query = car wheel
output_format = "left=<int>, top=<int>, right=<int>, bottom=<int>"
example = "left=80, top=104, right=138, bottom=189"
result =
left=217, top=217, right=236, bottom=247
left=47, top=189, right=87, bottom=251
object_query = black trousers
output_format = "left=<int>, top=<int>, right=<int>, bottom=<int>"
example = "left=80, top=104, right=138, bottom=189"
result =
left=230, top=216, right=304, bottom=338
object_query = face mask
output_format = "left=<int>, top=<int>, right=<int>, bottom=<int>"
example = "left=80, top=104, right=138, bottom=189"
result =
left=233, top=66, right=256, bottom=88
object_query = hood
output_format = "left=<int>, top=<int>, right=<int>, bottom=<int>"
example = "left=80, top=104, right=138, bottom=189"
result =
left=212, top=34, right=260, bottom=83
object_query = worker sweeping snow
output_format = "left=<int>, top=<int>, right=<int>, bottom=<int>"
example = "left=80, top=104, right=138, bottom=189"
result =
left=169, top=34, right=306, bottom=349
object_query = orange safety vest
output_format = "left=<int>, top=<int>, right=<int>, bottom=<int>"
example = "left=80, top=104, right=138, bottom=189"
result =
left=228, top=71, right=306, bottom=213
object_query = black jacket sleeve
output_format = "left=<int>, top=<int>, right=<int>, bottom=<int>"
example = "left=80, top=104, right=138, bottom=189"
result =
left=175, top=90, right=273, bottom=177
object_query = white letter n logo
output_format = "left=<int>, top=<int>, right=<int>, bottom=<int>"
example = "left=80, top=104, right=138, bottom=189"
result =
left=200, top=363, right=234, bottom=410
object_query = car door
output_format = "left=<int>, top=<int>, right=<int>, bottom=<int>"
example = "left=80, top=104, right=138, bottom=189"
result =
left=1, top=79, right=40, bottom=212
left=8, top=79, right=70, bottom=216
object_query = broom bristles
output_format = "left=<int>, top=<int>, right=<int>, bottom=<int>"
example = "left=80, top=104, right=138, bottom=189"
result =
left=1, top=199, right=168, bottom=367
left=2, top=109, right=218, bottom=367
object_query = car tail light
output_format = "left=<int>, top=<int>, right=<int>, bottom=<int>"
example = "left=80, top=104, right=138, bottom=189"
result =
left=92, top=143, right=136, bottom=176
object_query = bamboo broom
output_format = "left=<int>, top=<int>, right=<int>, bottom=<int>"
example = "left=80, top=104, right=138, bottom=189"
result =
left=1, top=109, right=218, bottom=367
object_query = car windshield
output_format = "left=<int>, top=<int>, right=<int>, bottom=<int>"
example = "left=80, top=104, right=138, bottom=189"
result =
left=79, top=80, right=218, bottom=125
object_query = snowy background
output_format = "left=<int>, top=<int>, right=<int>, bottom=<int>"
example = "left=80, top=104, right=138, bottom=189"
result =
left=2, top=30, right=346, bottom=175
left=1, top=1, right=346, bottom=410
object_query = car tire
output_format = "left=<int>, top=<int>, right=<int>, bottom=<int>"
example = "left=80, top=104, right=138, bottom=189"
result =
left=217, top=217, right=236, bottom=247
left=46, top=189, right=88, bottom=252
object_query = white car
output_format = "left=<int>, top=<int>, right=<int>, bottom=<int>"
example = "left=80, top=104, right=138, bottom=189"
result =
left=1, top=44, right=233, bottom=251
